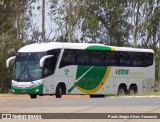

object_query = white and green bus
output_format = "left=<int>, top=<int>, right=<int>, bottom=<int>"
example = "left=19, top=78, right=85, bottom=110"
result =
left=6, top=42, right=155, bottom=98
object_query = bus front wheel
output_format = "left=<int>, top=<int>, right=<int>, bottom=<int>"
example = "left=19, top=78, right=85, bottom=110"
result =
left=55, top=84, right=63, bottom=98
left=30, top=94, right=37, bottom=99
left=90, top=95, right=105, bottom=98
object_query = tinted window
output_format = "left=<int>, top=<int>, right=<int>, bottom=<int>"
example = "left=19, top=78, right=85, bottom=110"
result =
left=59, top=49, right=153, bottom=68
left=76, top=50, right=89, bottom=65
left=43, top=49, right=60, bottom=76
left=60, top=50, right=75, bottom=68
left=118, top=52, right=132, bottom=67
left=144, top=53, right=153, bottom=66
left=105, top=51, right=118, bottom=66
left=90, top=51, right=105, bottom=65
left=134, top=53, right=143, bottom=67
left=132, top=52, right=153, bottom=67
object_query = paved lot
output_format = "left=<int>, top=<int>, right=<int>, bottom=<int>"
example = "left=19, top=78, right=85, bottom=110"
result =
left=0, top=95, right=160, bottom=122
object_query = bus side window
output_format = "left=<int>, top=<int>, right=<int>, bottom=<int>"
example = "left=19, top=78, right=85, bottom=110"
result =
left=76, top=54, right=83, bottom=64
left=59, top=50, right=75, bottom=68
left=132, top=53, right=143, bottom=67
left=47, top=49, right=61, bottom=72
left=118, top=52, right=132, bottom=67
left=138, top=53, right=153, bottom=67
left=144, top=53, right=153, bottom=67
left=105, top=52, right=118, bottom=66
left=91, top=56, right=99, bottom=65
left=90, top=51, right=104, bottom=66
left=43, top=57, right=54, bottom=77
left=76, top=50, right=89, bottom=65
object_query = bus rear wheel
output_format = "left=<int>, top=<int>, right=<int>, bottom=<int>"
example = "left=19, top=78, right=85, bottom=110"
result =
left=129, top=84, right=137, bottom=95
left=118, top=85, right=127, bottom=95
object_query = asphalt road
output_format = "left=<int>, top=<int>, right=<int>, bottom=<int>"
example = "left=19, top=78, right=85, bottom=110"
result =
left=0, top=96, right=160, bottom=122
left=0, top=97, right=160, bottom=108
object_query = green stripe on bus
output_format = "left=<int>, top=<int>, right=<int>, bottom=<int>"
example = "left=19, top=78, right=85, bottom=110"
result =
left=68, top=45, right=113, bottom=93
left=86, top=45, right=112, bottom=50
left=76, top=66, right=107, bottom=90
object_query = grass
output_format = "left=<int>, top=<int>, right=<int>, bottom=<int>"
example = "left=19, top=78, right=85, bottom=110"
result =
left=132, top=91, right=160, bottom=96
left=107, top=91, right=160, bottom=98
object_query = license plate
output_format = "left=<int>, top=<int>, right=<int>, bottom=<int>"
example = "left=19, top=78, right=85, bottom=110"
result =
left=21, top=90, right=26, bottom=93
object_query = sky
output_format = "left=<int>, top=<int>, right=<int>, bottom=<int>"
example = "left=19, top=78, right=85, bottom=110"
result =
left=28, top=0, right=57, bottom=41
left=28, top=0, right=83, bottom=42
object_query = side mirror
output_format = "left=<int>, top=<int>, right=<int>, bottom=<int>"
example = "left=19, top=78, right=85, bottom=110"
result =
left=40, top=55, right=53, bottom=67
left=6, top=56, right=16, bottom=68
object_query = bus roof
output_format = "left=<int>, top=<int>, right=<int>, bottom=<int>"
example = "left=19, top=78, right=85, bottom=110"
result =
left=18, top=42, right=154, bottom=53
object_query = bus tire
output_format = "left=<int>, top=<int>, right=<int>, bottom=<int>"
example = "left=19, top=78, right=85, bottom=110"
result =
left=118, top=88, right=125, bottom=95
left=30, top=94, right=37, bottom=99
left=129, top=84, right=137, bottom=95
left=118, top=84, right=127, bottom=95
left=129, top=89, right=135, bottom=95
left=55, top=84, right=63, bottom=98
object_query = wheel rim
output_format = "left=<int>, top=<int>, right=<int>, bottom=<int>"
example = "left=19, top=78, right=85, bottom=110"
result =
left=129, top=89, right=135, bottom=94
left=118, top=88, right=125, bottom=95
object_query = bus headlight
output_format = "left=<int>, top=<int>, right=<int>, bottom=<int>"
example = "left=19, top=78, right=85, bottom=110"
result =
left=32, top=80, right=43, bottom=87
left=12, top=80, right=17, bottom=86
left=32, top=83, right=40, bottom=87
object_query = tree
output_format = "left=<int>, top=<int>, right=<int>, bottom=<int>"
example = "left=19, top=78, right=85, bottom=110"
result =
left=0, top=0, right=30, bottom=93
left=50, top=0, right=81, bottom=42
left=74, top=0, right=131, bottom=45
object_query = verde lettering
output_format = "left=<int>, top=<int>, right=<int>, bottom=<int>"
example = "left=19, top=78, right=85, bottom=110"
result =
left=116, top=69, right=129, bottom=75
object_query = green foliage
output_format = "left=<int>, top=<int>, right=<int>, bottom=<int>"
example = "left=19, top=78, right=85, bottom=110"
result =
left=155, top=48, right=160, bottom=80
left=50, top=0, right=160, bottom=80
left=0, top=1, right=29, bottom=93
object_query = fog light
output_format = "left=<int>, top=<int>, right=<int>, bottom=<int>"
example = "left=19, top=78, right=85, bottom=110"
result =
left=12, top=90, right=15, bottom=92
left=35, top=89, right=39, bottom=92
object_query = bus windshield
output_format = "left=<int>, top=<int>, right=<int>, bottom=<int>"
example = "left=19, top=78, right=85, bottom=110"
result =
left=13, top=52, right=45, bottom=82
